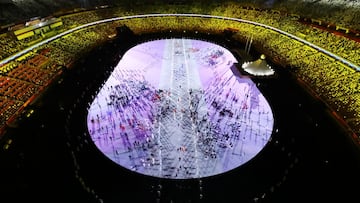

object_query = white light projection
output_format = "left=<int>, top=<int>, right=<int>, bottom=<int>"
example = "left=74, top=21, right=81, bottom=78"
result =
left=87, top=38, right=274, bottom=179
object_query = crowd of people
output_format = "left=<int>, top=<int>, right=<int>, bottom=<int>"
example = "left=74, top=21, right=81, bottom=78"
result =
left=0, top=0, right=359, bottom=142
left=0, top=48, right=59, bottom=133
left=2, top=1, right=359, bottom=30
left=86, top=38, right=274, bottom=179
left=274, top=0, right=360, bottom=30
left=0, top=33, right=27, bottom=61
left=0, top=2, right=359, bottom=202
left=0, top=21, right=122, bottom=135
left=1, top=2, right=359, bottom=63
left=229, top=22, right=360, bottom=137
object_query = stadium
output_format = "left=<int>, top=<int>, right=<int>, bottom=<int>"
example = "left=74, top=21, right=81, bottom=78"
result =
left=0, top=0, right=360, bottom=202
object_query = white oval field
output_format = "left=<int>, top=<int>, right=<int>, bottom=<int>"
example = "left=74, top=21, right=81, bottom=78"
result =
left=87, top=38, right=274, bottom=179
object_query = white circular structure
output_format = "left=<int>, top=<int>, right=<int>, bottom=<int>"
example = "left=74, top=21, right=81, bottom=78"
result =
left=87, top=38, right=274, bottom=179
left=242, top=54, right=275, bottom=76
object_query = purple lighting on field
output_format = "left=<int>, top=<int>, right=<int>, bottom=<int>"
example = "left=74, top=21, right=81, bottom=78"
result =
left=86, top=39, right=274, bottom=179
